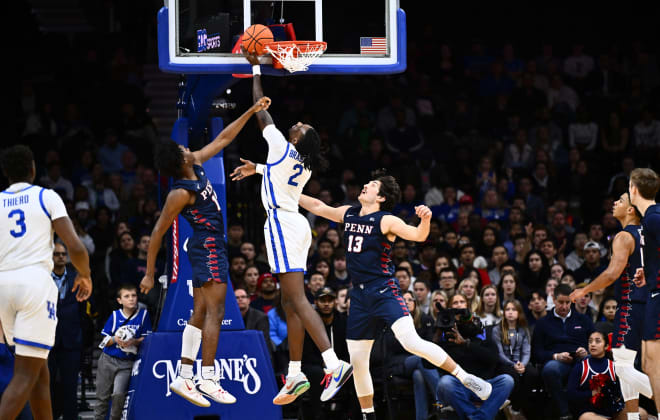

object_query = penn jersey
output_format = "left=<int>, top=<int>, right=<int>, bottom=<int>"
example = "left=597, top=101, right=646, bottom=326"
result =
left=342, top=206, right=394, bottom=283
left=0, top=183, right=68, bottom=272
left=614, top=225, right=648, bottom=303
left=642, top=204, right=660, bottom=290
left=260, top=124, right=311, bottom=213
left=173, top=165, right=224, bottom=235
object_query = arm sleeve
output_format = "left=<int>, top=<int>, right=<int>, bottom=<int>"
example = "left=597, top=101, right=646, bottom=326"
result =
left=263, top=124, right=289, bottom=164
left=521, top=329, right=531, bottom=366
left=491, top=326, right=515, bottom=366
left=43, top=188, right=68, bottom=221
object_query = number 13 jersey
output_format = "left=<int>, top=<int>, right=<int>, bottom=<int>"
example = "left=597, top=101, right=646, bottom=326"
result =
left=0, top=183, right=68, bottom=272
left=342, top=206, right=394, bottom=283
left=260, top=124, right=311, bottom=213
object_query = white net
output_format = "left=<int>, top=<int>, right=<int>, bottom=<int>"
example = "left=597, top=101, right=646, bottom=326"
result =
left=264, top=42, right=327, bottom=73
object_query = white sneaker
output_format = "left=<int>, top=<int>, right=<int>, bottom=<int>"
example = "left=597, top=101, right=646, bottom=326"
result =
left=169, top=376, right=210, bottom=407
left=462, top=374, right=492, bottom=401
left=272, top=372, right=310, bottom=405
left=320, top=360, right=353, bottom=402
left=196, top=378, right=237, bottom=404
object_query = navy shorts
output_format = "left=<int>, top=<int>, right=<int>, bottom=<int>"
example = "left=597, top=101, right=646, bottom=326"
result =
left=613, top=301, right=645, bottom=350
left=643, top=290, right=660, bottom=341
left=187, top=234, right=228, bottom=288
left=347, top=278, right=410, bottom=340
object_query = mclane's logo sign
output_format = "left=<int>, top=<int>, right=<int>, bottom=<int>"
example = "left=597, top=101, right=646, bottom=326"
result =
left=153, top=356, right=261, bottom=395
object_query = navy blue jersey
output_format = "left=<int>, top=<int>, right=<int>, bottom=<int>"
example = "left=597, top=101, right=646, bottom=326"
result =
left=642, top=204, right=660, bottom=290
left=342, top=206, right=394, bottom=283
left=614, top=225, right=648, bottom=303
left=173, top=165, right=224, bottom=235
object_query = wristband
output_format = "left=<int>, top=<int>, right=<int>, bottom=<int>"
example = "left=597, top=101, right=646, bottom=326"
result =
left=252, top=65, right=261, bottom=76
left=256, top=164, right=265, bottom=175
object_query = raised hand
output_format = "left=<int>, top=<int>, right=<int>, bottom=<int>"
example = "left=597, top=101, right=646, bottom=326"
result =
left=230, top=158, right=257, bottom=181
left=414, top=205, right=432, bottom=221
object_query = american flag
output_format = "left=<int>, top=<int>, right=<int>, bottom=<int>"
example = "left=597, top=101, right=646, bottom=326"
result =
left=360, top=37, right=387, bottom=55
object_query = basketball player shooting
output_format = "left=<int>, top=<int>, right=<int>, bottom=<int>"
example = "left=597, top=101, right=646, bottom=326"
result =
left=0, top=145, right=92, bottom=420
left=232, top=50, right=353, bottom=405
left=139, top=97, right=270, bottom=407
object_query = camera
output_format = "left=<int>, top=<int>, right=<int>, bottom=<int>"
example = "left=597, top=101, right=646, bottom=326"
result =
left=434, top=303, right=483, bottom=340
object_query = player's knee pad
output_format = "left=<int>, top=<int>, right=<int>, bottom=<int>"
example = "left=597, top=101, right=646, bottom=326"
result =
left=391, top=316, right=447, bottom=367
left=347, top=339, right=374, bottom=397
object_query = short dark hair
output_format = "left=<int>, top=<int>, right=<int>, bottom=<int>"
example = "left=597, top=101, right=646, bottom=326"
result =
left=530, top=289, right=547, bottom=300
left=414, top=278, right=431, bottom=290
left=554, top=283, right=573, bottom=298
left=459, top=243, right=475, bottom=254
left=372, top=169, right=401, bottom=212
left=297, top=127, right=328, bottom=171
left=439, top=267, right=456, bottom=277
left=317, top=238, right=333, bottom=248
left=155, top=140, right=184, bottom=178
left=117, top=283, right=138, bottom=297
left=395, top=266, right=410, bottom=276
left=1, top=145, right=34, bottom=182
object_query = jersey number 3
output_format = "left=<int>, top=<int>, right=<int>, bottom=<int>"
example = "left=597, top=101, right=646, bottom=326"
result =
left=8, top=209, right=27, bottom=238
left=347, top=234, right=363, bottom=253
left=287, top=164, right=303, bottom=186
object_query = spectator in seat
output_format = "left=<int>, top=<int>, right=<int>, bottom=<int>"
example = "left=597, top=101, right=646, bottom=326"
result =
left=532, top=284, right=594, bottom=419
left=395, top=266, right=413, bottom=293
left=306, top=271, right=326, bottom=304
left=432, top=293, right=514, bottom=420
left=430, top=290, right=448, bottom=321
left=401, top=291, right=441, bottom=420
left=565, top=232, right=589, bottom=271
left=301, top=287, right=350, bottom=419
left=335, top=286, right=349, bottom=314
left=457, top=277, right=480, bottom=313
left=498, top=272, right=526, bottom=309
left=492, top=299, right=538, bottom=419
left=243, top=265, right=260, bottom=302
left=49, top=243, right=88, bottom=420
left=457, top=244, right=491, bottom=288
left=332, top=249, right=351, bottom=289
left=228, top=254, right=247, bottom=289
left=476, top=285, right=502, bottom=327
left=574, top=241, right=606, bottom=284
left=235, top=288, right=272, bottom=353
left=414, top=278, right=432, bottom=314
left=488, top=245, right=510, bottom=286
left=438, top=267, right=458, bottom=299
left=572, top=284, right=596, bottom=323
left=251, top=273, right=278, bottom=314
left=527, top=290, right=548, bottom=333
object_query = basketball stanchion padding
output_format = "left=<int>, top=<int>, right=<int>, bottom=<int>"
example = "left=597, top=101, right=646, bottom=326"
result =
left=264, top=41, right=327, bottom=73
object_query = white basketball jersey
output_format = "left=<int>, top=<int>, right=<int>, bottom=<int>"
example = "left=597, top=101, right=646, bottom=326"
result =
left=260, top=124, right=311, bottom=213
left=0, top=183, right=68, bottom=272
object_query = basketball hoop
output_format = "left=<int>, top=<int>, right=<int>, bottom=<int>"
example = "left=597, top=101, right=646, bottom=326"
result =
left=264, top=41, right=327, bottom=73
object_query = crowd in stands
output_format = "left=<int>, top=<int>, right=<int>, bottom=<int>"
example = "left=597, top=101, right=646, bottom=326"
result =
left=6, top=1, right=660, bottom=419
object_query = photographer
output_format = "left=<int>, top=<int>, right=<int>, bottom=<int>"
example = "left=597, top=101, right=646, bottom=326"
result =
left=532, top=284, right=594, bottom=420
left=432, top=293, right=514, bottom=419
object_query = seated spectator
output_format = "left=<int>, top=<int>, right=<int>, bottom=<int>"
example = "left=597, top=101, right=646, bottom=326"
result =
left=314, top=259, right=332, bottom=285
left=395, top=266, right=414, bottom=292
left=573, top=285, right=597, bottom=322
left=432, top=293, right=514, bottom=420
left=520, top=250, right=550, bottom=295
left=532, top=284, right=594, bottom=419
left=498, top=272, right=525, bottom=308
left=492, top=299, right=538, bottom=418
left=487, top=245, right=510, bottom=286
left=306, top=271, right=326, bottom=304
left=401, top=291, right=441, bottom=420
left=108, top=231, right=135, bottom=293
left=251, top=273, right=278, bottom=314
left=120, top=234, right=162, bottom=313
left=550, top=263, right=566, bottom=282
left=476, top=285, right=502, bottom=327
left=331, top=249, right=352, bottom=289
left=335, top=285, right=349, bottom=314
left=527, top=290, right=548, bottom=333
left=430, top=290, right=448, bottom=321
left=240, top=241, right=269, bottom=274
left=235, top=288, right=272, bottom=352
left=594, top=297, right=617, bottom=336
left=438, top=267, right=458, bottom=299
left=574, top=241, right=606, bottom=284
left=430, top=186, right=460, bottom=223
left=565, top=232, right=588, bottom=271
left=457, top=244, right=491, bottom=288
left=457, top=278, right=480, bottom=313
left=268, top=294, right=289, bottom=376
left=229, top=254, right=247, bottom=289
left=243, top=265, right=260, bottom=302
left=545, top=278, right=559, bottom=310
left=567, top=331, right=626, bottom=420
left=300, top=287, right=350, bottom=420
left=414, top=278, right=432, bottom=314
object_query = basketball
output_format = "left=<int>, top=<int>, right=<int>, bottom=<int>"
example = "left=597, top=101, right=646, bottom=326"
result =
left=241, top=24, right=274, bottom=56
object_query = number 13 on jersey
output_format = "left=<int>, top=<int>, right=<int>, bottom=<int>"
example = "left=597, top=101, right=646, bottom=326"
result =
left=347, top=234, right=363, bottom=253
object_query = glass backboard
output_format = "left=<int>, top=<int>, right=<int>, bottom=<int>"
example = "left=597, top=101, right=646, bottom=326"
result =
left=158, top=0, right=406, bottom=74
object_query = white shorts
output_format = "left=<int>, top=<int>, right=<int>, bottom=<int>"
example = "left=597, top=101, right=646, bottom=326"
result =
left=0, top=265, right=58, bottom=359
left=263, top=209, right=311, bottom=274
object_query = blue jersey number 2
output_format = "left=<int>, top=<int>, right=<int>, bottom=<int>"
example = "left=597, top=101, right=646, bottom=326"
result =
left=8, top=209, right=27, bottom=238
left=287, top=164, right=304, bottom=186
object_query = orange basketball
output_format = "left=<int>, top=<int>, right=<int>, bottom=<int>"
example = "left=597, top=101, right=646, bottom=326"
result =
left=241, top=24, right=274, bottom=56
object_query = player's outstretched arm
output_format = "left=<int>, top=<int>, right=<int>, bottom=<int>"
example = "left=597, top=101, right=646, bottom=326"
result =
left=230, top=158, right=259, bottom=181
left=299, top=194, right=349, bottom=223
left=381, top=205, right=431, bottom=242
left=245, top=50, right=274, bottom=131
left=140, top=189, right=191, bottom=294
left=53, top=216, right=92, bottom=301
left=569, top=231, right=634, bottom=303
left=193, top=97, right=271, bottom=164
